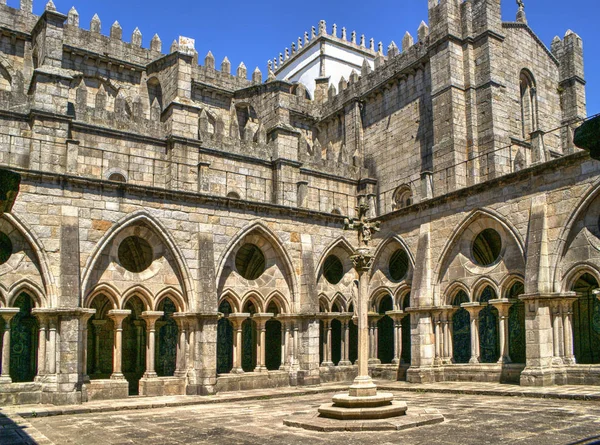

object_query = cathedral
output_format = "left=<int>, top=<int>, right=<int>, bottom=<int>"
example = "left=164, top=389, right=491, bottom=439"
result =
left=0, top=0, right=596, bottom=407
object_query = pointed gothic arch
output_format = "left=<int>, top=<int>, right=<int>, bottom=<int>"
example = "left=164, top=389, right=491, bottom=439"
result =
left=81, top=210, right=194, bottom=310
left=84, top=283, right=120, bottom=310
left=315, top=236, right=355, bottom=278
left=552, top=179, right=600, bottom=292
left=265, top=290, right=289, bottom=314
left=1, top=213, right=57, bottom=307
left=216, top=220, right=299, bottom=303
left=435, top=208, right=526, bottom=284
left=219, top=289, right=241, bottom=314
left=7, top=278, right=45, bottom=308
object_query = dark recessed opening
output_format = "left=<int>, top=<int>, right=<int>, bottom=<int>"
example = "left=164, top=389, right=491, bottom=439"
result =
left=472, top=229, right=502, bottom=267
left=118, top=236, right=153, bottom=273
left=235, top=244, right=266, bottom=280
left=323, top=255, right=344, bottom=285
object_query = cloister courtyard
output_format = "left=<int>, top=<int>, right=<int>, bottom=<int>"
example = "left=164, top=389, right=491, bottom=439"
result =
left=2, top=382, right=600, bottom=444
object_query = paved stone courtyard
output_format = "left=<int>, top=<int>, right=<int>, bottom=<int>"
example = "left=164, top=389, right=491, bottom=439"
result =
left=3, top=387, right=600, bottom=445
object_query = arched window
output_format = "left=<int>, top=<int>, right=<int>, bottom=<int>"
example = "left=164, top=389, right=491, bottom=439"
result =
left=217, top=300, right=233, bottom=374
left=401, top=293, right=411, bottom=365
left=572, top=273, right=600, bottom=364
left=452, top=290, right=471, bottom=364
left=156, top=298, right=178, bottom=377
left=377, top=295, right=394, bottom=364
left=10, top=293, right=38, bottom=383
left=108, top=172, right=127, bottom=183
left=392, top=185, right=413, bottom=211
left=507, top=281, right=526, bottom=363
left=147, top=77, right=163, bottom=111
left=479, top=286, right=499, bottom=363
left=265, top=302, right=282, bottom=371
left=520, top=70, right=538, bottom=139
left=227, top=191, right=241, bottom=200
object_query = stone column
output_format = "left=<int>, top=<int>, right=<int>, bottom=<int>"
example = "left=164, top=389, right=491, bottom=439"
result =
left=228, top=313, right=249, bottom=374
left=35, top=314, right=49, bottom=379
left=320, top=317, right=334, bottom=366
left=252, top=313, right=273, bottom=372
left=462, top=303, right=483, bottom=364
left=0, top=308, right=19, bottom=383
left=442, top=308, right=454, bottom=364
left=291, top=320, right=299, bottom=369
left=550, top=301, right=564, bottom=364
left=173, top=313, right=188, bottom=377
left=133, top=320, right=145, bottom=373
left=90, top=320, right=106, bottom=375
left=490, top=299, right=512, bottom=364
left=80, top=311, right=96, bottom=381
left=47, top=315, right=58, bottom=375
left=367, top=313, right=382, bottom=365
left=276, top=314, right=295, bottom=371
left=339, top=315, right=352, bottom=366
left=141, top=311, right=164, bottom=378
left=561, top=298, right=576, bottom=364
left=107, top=310, right=131, bottom=380
left=432, top=310, right=443, bottom=366
left=386, top=311, right=405, bottom=365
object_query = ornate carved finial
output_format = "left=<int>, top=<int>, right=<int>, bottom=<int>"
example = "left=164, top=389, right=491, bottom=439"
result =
left=516, top=0, right=527, bottom=23
left=344, top=199, right=381, bottom=248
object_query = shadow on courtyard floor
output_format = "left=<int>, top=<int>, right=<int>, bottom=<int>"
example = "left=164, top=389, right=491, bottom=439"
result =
left=567, top=436, right=600, bottom=445
left=0, top=410, right=39, bottom=445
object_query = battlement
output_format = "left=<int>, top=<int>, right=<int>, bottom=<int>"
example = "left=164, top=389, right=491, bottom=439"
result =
left=271, top=20, right=381, bottom=74
left=319, top=23, right=429, bottom=117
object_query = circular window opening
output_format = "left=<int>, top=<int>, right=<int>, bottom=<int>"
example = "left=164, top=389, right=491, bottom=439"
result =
left=0, top=232, right=12, bottom=266
left=323, top=255, right=344, bottom=285
left=235, top=244, right=266, bottom=280
left=118, top=236, right=153, bottom=273
left=472, top=229, right=502, bottom=267
left=389, top=249, right=409, bottom=281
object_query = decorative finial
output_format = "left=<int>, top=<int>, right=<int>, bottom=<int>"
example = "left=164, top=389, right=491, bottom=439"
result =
left=45, top=0, right=56, bottom=11
left=67, top=7, right=79, bottom=27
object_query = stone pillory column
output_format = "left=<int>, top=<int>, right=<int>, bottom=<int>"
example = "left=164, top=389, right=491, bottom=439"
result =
left=317, top=198, right=406, bottom=418
left=286, top=198, right=444, bottom=430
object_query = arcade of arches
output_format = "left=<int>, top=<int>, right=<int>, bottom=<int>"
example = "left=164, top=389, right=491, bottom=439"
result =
left=2, top=210, right=600, bottom=405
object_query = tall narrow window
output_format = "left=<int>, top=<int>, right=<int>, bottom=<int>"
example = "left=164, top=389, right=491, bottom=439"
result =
left=520, top=70, right=538, bottom=139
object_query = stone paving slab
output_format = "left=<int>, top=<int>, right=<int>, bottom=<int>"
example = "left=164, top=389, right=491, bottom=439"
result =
left=17, top=391, right=600, bottom=445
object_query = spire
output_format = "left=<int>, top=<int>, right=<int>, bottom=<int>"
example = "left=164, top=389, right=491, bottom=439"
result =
left=90, top=14, right=101, bottom=34
left=45, top=0, right=56, bottom=11
left=221, top=57, right=231, bottom=74
left=150, top=34, right=162, bottom=53
left=205, top=51, right=215, bottom=69
left=361, top=58, right=371, bottom=76
left=67, top=7, right=79, bottom=27
left=418, top=21, right=430, bottom=42
left=402, top=31, right=414, bottom=51
left=388, top=41, right=399, bottom=58
left=110, top=21, right=122, bottom=40
left=252, top=67, right=262, bottom=85
left=236, top=62, right=247, bottom=79
left=170, top=40, right=178, bottom=53
left=131, top=27, right=142, bottom=47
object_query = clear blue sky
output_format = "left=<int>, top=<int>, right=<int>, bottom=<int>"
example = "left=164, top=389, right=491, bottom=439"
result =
left=19, top=0, right=600, bottom=116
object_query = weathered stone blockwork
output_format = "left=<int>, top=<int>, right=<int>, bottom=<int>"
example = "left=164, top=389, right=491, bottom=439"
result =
left=0, top=0, right=595, bottom=405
